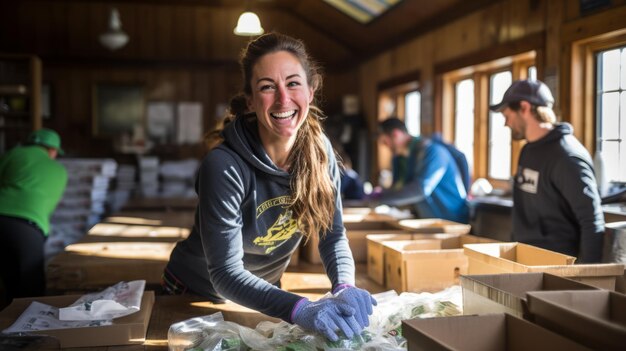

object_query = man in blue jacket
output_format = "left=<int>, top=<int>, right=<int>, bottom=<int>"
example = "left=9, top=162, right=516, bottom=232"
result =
left=375, top=117, right=469, bottom=223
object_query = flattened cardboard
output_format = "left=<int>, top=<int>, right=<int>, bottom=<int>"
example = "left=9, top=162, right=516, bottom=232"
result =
left=394, top=218, right=471, bottom=234
left=464, top=242, right=624, bottom=289
left=0, top=291, right=155, bottom=348
left=526, top=290, right=626, bottom=351
left=402, top=313, right=591, bottom=351
left=461, top=272, right=597, bottom=317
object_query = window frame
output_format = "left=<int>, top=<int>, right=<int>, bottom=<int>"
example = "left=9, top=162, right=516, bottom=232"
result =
left=441, top=52, right=536, bottom=189
left=375, top=72, right=421, bottom=178
left=571, top=30, right=626, bottom=185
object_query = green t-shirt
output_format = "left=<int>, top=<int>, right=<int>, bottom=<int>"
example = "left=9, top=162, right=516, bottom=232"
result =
left=0, top=145, right=68, bottom=235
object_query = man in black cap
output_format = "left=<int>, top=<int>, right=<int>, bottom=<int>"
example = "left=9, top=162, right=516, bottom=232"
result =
left=490, top=79, right=604, bottom=263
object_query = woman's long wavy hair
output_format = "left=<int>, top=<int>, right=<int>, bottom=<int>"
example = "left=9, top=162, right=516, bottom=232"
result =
left=205, top=33, right=335, bottom=241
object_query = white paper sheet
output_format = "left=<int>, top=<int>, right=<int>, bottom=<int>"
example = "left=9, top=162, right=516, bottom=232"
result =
left=2, top=302, right=112, bottom=333
left=58, top=280, right=146, bottom=321
left=176, top=102, right=203, bottom=144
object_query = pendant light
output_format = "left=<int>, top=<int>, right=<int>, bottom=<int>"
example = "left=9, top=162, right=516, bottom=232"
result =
left=234, top=1, right=264, bottom=36
left=99, top=8, right=129, bottom=51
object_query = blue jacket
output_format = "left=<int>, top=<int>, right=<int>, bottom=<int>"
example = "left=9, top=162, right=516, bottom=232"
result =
left=165, top=114, right=355, bottom=321
left=379, top=137, right=469, bottom=223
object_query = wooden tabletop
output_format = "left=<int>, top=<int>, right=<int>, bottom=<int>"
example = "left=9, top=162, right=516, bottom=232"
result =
left=20, top=263, right=384, bottom=350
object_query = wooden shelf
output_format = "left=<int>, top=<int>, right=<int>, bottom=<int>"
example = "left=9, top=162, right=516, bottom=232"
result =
left=0, top=54, right=41, bottom=153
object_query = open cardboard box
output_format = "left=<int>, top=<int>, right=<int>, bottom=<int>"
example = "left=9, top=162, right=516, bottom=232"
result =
left=402, top=313, right=591, bottom=351
left=366, top=233, right=469, bottom=285
left=461, top=272, right=597, bottom=318
left=394, top=218, right=471, bottom=234
left=464, top=242, right=625, bottom=289
left=526, top=290, right=626, bottom=351
left=383, top=235, right=498, bottom=293
left=0, top=291, right=155, bottom=348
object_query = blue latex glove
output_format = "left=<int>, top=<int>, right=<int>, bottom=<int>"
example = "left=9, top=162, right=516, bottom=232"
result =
left=291, top=298, right=362, bottom=341
left=333, top=285, right=377, bottom=328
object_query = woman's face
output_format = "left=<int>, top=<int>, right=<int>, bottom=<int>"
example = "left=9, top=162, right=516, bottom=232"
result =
left=247, top=51, right=314, bottom=147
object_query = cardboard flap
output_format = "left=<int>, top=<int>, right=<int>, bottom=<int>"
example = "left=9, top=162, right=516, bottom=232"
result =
left=527, top=290, right=626, bottom=350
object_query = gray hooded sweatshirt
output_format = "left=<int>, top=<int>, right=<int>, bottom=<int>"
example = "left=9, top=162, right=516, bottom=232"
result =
left=165, top=114, right=355, bottom=321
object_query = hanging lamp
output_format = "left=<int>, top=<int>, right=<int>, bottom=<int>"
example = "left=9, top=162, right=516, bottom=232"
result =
left=234, top=2, right=264, bottom=37
left=99, top=8, right=129, bottom=50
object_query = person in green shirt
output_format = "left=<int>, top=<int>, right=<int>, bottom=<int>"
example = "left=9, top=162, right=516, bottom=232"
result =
left=0, top=128, right=67, bottom=305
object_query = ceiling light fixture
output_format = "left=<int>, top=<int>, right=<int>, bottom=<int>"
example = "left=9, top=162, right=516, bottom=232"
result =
left=234, top=2, right=264, bottom=37
left=99, top=8, right=129, bottom=51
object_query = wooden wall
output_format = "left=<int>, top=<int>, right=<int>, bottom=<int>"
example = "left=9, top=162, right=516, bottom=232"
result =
left=356, top=0, right=626, bottom=180
left=0, top=1, right=355, bottom=158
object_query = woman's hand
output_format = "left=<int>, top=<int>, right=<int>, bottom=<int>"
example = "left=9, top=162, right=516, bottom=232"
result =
left=291, top=297, right=362, bottom=341
left=333, top=285, right=377, bottom=328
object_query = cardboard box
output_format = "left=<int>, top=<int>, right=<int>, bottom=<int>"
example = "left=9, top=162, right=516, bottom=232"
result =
left=300, top=218, right=403, bottom=264
left=367, top=233, right=416, bottom=284
left=394, top=218, right=471, bottom=234
left=616, top=268, right=625, bottom=294
left=461, top=273, right=597, bottom=318
left=402, top=313, right=591, bottom=351
left=46, top=242, right=174, bottom=292
left=366, top=233, right=466, bottom=285
left=464, top=242, right=625, bottom=289
left=527, top=290, right=626, bottom=351
left=0, top=291, right=155, bottom=348
left=384, top=235, right=498, bottom=293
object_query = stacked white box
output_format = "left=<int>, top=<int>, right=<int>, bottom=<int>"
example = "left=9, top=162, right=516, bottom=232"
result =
left=107, top=164, right=137, bottom=212
left=138, top=156, right=159, bottom=197
left=160, top=159, right=199, bottom=198
left=46, top=158, right=118, bottom=260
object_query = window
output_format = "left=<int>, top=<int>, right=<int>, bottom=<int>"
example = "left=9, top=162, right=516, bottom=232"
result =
left=405, top=90, right=421, bottom=136
left=441, top=51, right=535, bottom=186
left=454, top=79, right=474, bottom=169
left=488, top=71, right=512, bottom=180
left=376, top=74, right=420, bottom=178
left=596, top=46, right=626, bottom=183
left=528, top=66, right=537, bottom=81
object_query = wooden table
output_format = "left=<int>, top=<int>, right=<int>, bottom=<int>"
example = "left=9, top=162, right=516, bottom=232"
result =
left=103, top=211, right=195, bottom=229
left=121, top=197, right=198, bottom=212
left=13, top=263, right=384, bottom=350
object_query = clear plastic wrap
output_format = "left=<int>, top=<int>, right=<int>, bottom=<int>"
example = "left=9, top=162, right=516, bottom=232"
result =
left=167, top=286, right=462, bottom=351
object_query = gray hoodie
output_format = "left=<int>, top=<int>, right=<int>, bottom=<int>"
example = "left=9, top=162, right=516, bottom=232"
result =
left=165, top=114, right=355, bottom=321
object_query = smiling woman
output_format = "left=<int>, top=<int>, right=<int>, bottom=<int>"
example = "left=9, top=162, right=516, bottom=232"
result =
left=162, top=32, right=377, bottom=342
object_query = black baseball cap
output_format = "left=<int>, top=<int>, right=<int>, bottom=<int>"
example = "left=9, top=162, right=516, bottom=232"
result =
left=489, top=79, right=554, bottom=112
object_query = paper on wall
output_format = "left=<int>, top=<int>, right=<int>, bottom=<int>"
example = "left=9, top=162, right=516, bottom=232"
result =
left=176, top=102, right=203, bottom=144
left=58, top=280, right=146, bottom=321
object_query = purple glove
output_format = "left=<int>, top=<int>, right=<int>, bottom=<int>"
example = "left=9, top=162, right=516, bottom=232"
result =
left=333, top=284, right=377, bottom=328
left=291, top=297, right=362, bottom=341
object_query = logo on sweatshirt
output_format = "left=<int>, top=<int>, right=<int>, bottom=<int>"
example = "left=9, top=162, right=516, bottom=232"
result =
left=254, top=197, right=300, bottom=254
left=516, top=167, right=539, bottom=194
